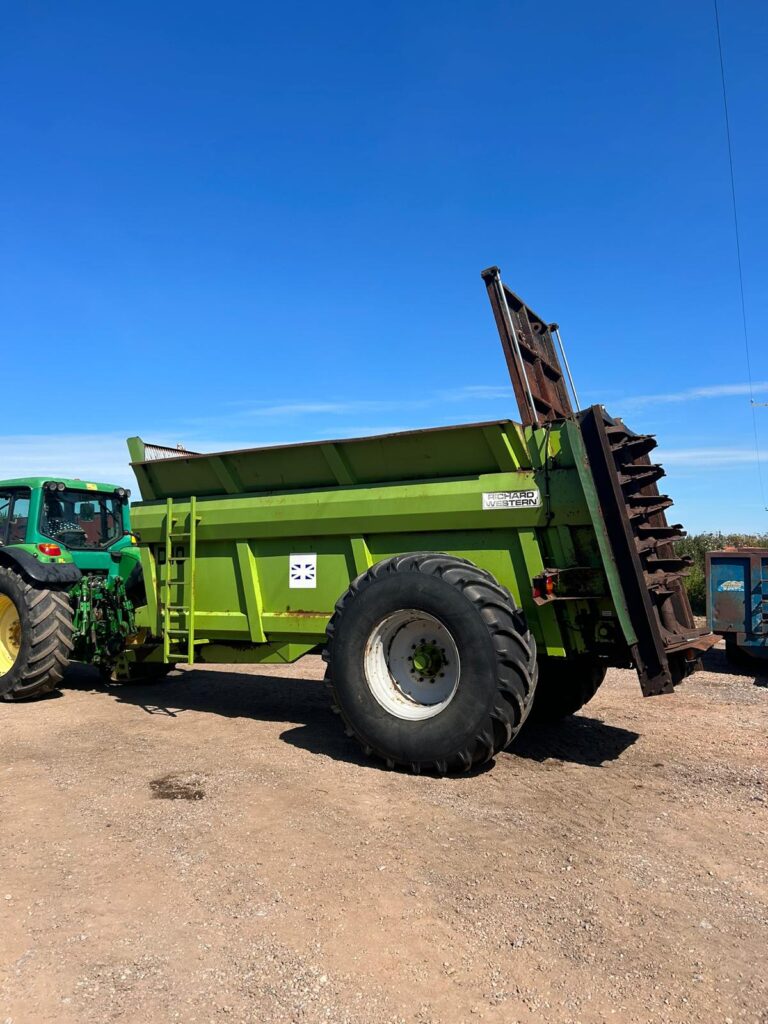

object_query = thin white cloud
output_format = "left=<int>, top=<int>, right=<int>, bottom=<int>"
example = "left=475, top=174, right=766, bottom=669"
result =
left=657, top=447, right=759, bottom=467
left=438, top=384, right=513, bottom=401
left=232, top=384, right=514, bottom=421
left=217, top=378, right=764, bottom=424
left=0, top=434, right=134, bottom=488
left=622, top=381, right=768, bottom=409
left=243, top=400, right=391, bottom=418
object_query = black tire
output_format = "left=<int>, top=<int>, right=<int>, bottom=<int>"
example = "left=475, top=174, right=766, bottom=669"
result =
left=724, top=639, right=745, bottom=667
left=124, top=562, right=148, bottom=608
left=725, top=638, right=765, bottom=672
left=323, top=553, right=537, bottom=773
left=0, top=566, right=74, bottom=701
left=529, top=656, right=607, bottom=722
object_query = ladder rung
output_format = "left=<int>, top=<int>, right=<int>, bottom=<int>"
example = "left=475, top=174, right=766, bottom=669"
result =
left=163, top=496, right=197, bottom=666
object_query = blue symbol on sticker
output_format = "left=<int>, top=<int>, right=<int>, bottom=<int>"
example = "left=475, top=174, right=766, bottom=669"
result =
left=291, top=562, right=316, bottom=582
left=717, top=580, right=744, bottom=592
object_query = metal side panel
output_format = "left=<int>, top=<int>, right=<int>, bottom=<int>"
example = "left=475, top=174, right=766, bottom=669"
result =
left=707, top=548, right=768, bottom=642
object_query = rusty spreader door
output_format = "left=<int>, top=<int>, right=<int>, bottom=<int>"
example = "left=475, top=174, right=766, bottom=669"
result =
left=481, top=265, right=575, bottom=425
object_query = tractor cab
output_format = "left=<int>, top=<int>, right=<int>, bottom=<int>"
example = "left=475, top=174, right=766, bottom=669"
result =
left=0, top=477, right=134, bottom=576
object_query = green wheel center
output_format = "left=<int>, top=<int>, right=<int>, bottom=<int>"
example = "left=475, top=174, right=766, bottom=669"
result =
left=410, top=642, right=446, bottom=678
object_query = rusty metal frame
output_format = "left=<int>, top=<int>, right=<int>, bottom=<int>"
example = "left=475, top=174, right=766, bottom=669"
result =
left=481, top=266, right=573, bottom=426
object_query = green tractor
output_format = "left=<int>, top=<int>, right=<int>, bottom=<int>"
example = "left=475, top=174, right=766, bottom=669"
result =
left=0, top=478, right=161, bottom=699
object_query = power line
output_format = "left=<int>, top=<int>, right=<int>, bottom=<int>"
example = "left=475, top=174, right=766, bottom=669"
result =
left=713, top=0, right=767, bottom=509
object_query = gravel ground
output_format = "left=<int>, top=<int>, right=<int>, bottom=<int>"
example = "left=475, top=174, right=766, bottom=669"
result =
left=1, top=648, right=766, bottom=1024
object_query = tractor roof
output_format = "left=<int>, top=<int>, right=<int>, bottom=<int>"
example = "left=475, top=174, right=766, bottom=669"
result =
left=0, top=477, right=124, bottom=493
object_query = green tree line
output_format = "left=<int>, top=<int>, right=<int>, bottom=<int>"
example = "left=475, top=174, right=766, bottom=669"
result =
left=677, top=532, right=768, bottom=614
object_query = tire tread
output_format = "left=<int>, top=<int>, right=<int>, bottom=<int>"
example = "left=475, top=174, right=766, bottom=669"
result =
left=324, top=552, right=538, bottom=773
left=0, top=567, right=74, bottom=701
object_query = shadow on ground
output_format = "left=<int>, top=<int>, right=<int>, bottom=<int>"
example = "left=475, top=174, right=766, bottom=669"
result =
left=62, top=665, right=640, bottom=771
left=701, top=647, right=768, bottom=686
left=63, top=665, right=372, bottom=769
left=514, top=715, right=639, bottom=767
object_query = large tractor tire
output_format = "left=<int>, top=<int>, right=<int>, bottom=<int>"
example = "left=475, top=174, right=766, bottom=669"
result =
left=0, top=566, right=74, bottom=701
left=529, top=656, right=607, bottom=723
left=323, top=553, right=537, bottom=773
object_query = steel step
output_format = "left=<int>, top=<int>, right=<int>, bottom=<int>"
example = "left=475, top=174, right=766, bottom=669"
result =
left=609, top=434, right=658, bottom=460
left=625, top=495, right=674, bottom=520
left=619, top=464, right=666, bottom=489
left=643, top=554, right=693, bottom=573
left=635, top=522, right=686, bottom=541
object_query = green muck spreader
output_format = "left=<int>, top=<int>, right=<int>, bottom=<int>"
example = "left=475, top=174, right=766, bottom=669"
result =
left=0, top=268, right=716, bottom=772
left=123, top=267, right=715, bottom=771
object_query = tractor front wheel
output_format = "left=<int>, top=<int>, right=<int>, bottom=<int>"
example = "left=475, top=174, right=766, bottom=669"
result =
left=0, top=567, right=74, bottom=701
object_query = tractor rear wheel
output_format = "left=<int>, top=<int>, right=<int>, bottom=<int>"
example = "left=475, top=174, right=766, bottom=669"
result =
left=529, top=656, right=607, bottom=722
left=0, top=567, right=74, bottom=701
left=324, top=553, right=538, bottom=773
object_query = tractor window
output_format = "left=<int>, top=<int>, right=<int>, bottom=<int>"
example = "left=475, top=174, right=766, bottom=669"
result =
left=41, top=490, right=123, bottom=550
left=7, top=494, right=30, bottom=544
left=0, top=490, right=31, bottom=545
left=0, top=493, right=10, bottom=544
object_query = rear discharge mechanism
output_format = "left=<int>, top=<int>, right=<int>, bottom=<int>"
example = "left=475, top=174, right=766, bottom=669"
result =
left=482, top=266, right=715, bottom=694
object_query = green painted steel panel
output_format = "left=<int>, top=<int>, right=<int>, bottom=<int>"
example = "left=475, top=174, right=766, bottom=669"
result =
left=128, top=421, right=530, bottom=499
left=129, top=419, right=622, bottom=664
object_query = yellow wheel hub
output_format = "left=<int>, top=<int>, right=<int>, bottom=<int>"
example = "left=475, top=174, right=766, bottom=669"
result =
left=0, top=594, right=22, bottom=675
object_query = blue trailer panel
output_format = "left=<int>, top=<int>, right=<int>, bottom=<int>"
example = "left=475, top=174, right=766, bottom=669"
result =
left=706, top=548, right=768, bottom=661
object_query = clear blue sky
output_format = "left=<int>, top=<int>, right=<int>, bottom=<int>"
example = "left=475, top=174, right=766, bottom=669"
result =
left=1, top=1, right=766, bottom=532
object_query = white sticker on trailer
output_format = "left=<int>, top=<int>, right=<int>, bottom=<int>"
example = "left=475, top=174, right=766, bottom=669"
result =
left=482, top=489, right=542, bottom=510
left=289, top=553, right=317, bottom=588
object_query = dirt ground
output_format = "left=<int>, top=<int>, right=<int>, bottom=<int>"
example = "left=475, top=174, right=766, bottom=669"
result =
left=1, top=648, right=766, bottom=1024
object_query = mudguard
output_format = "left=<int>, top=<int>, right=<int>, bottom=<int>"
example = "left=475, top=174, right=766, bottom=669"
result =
left=0, top=547, right=82, bottom=587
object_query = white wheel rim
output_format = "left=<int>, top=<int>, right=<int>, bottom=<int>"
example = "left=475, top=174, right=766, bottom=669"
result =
left=364, top=609, right=460, bottom=721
